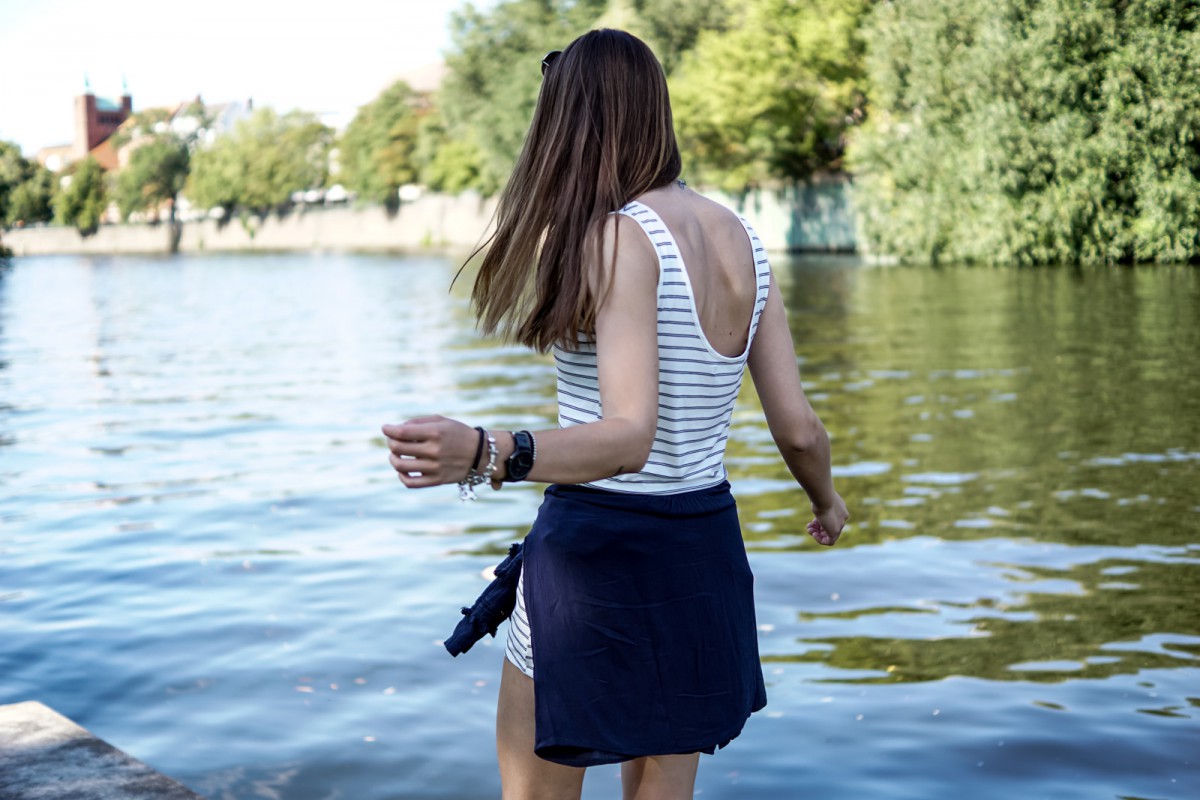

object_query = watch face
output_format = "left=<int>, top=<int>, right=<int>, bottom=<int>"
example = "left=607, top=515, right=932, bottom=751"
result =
left=510, top=452, right=535, bottom=479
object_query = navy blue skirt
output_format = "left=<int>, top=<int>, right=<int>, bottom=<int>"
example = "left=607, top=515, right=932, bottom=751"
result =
left=521, top=481, right=767, bottom=767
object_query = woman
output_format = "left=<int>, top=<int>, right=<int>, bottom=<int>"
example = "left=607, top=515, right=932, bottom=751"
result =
left=383, top=29, right=848, bottom=800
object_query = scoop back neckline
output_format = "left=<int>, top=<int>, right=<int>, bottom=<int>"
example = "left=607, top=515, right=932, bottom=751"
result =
left=621, top=198, right=760, bottom=363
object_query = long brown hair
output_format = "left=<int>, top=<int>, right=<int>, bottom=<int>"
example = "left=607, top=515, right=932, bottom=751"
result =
left=467, top=29, right=682, bottom=352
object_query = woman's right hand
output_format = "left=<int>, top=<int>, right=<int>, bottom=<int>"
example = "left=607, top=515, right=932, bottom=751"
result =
left=382, top=415, right=481, bottom=489
left=806, top=493, right=848, bottom=547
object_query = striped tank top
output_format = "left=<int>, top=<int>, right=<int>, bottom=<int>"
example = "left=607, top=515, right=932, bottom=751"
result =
left=553, top=199, right=772, bottom=494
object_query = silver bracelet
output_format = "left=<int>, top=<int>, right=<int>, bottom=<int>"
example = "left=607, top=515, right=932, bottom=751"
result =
left=481, top=431, right=498, bottom=484
left=457, top=430, right=498, bottom=502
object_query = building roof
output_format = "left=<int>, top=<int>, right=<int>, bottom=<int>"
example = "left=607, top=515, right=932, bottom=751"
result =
left=88, top=137, right=120, bottom=171
left=95, top=95, right=124, bottom=112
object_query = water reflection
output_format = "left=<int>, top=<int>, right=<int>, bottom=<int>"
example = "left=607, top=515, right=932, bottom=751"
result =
left=772, top=547, right=1199, bottom=684
left=737, top=261, right=1200, bottom=543
left=730, top=258, right=1200, bottom=700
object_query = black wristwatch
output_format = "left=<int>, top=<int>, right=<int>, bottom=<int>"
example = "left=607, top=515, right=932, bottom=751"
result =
left=503, top=430, right=536, bottom=482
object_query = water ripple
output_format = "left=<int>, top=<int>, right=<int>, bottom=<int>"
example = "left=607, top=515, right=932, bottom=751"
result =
left=1, top=254, right=1197, bottom=799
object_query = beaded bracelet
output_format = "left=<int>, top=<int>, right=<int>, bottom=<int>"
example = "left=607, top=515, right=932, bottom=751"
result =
left=481, top=431, right=498, bottom=483
left=458, top=429, right=498, bottom=502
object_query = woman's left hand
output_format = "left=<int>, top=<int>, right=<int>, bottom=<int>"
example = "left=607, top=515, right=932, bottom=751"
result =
left=382, top=415, right=479, bottom=488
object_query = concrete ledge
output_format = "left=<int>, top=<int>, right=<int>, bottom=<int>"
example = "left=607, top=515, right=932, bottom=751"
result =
left=0, top=701, right=204, bottom=799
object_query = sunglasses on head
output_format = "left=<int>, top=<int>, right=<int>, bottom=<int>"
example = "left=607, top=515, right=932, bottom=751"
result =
left=541, top=50, right=562, bottom=76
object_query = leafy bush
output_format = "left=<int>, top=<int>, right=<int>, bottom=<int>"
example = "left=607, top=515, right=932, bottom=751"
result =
left=53, top=157, right=107, bottom=236
left=850, top=0, right=1200, bottom=264
left=186, top=108, right=333, bottom=214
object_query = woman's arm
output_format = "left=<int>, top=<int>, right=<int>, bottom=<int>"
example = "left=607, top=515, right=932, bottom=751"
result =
left=746, top=274, right=848, bottom=545
left=383, top=214, right=659, bottom=488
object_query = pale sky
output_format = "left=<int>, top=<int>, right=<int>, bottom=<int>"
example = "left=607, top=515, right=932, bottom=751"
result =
left=0, top=0, right=491, bottom=156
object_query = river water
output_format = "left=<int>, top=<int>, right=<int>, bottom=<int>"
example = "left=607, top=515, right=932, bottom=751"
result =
left=1, top=252, right=1197, bottom=799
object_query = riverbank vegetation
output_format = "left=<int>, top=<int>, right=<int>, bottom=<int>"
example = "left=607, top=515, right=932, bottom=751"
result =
left=1, top=0, right=1197, bottom=264
left=851, top=0, right=1200, bottom=265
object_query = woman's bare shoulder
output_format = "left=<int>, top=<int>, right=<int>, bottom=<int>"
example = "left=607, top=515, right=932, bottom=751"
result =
left=637, top=186, right=747, bottom=242
left=583, top=208, right=658, bottom=291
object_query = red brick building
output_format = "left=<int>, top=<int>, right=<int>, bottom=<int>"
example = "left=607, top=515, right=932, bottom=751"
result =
left=37, top=76, right=133, bottom=172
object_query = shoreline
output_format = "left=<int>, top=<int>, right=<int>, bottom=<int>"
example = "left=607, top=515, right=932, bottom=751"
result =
left=0, top=183, right=857, bottom=258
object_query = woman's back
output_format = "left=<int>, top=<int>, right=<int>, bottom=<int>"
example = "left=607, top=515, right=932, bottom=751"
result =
left=634, top=185, right=762, bottom=359
left=555, top=184, right=771, bottom=494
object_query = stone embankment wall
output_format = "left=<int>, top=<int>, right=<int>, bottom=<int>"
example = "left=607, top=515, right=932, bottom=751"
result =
left=2, top=181, right=856, bottom=257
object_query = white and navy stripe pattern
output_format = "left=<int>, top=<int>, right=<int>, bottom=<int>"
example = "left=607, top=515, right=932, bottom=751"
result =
left=554, top=200, right=772, bottom=495
left=505, top=567, right=535, bottom=678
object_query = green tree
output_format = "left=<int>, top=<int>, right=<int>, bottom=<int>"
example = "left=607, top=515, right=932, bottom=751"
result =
left=110, top=102, right=214, bottom=153
left=114, top=136, right=190, bottom=222
left=53, top=156, right=108, bottom=236
left=107, top=107, right=173, bottom=153
left=186, top=107, right=333, bottom=213
left=0, top=140, right=33, bottom=225
left=631, top=0, right=730, bottom=75
left=433, top=0, right=742, bottom=194
left=104, top=102, right=215, bottom=224
left=439, top=0, right=607, bottom=195
left=183, top=131, right=243, bottom=216
left=670, top=0, right=871, bottom=192
left=413, top=106, right=483, bottom=194
left=339, top=80, right=423, bottom=206
left=849, top=0, right=1200, bottom=265
left=1114, top=0, right=1200, bottom=262
left=5, top=163, right=55, bottom=226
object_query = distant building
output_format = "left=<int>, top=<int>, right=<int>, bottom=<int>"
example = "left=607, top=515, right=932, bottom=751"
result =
left=36, top=76, right=133, bottom=172
left=31, top=77, right=257, bottom=224
left=35, top=144, right=72, bottom=173
left=117, top=95, right=254, bottom=166
left=35, top=79, right=254, bottom=175
left=76, top=78, right=132, bottom=162
left=197, top=97, right=254, bottom=145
